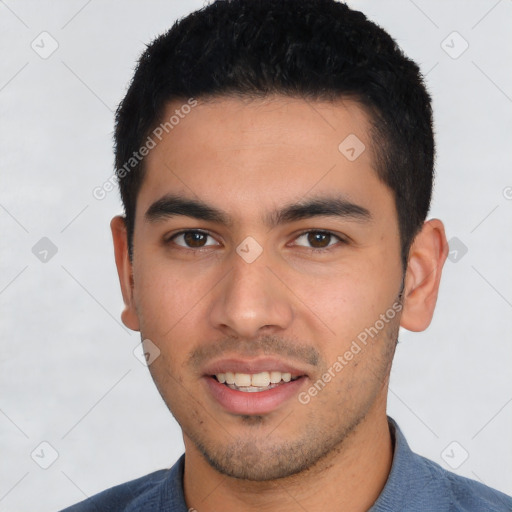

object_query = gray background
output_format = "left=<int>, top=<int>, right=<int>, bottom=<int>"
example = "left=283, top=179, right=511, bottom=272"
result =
left=1, top=1, right=511, bottom=510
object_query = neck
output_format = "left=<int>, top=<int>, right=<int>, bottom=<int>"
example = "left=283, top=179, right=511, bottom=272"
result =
left=183, top=410, right=393, bottom=512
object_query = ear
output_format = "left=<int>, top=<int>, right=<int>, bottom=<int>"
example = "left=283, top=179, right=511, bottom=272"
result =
left=400, top=219, right=448, bottom=332
left=111, top=216, right=140, bottom=331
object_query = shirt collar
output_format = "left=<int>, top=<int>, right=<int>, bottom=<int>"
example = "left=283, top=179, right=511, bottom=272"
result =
left=369, top=416, right=443, bottom=511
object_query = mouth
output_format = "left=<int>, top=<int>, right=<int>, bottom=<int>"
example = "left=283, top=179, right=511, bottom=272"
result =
left=202, top=359, right=309, bottom=415
left=213, top=371, right=302, bottom=392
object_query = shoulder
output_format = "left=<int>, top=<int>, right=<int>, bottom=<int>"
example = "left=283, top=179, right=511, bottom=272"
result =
left=374, top=419, right=512, bottom=512
left=59, top=469, right=169, bottom=511
left=420, top=455, right=512, bottom=512
left=59, top=456, right=186, bottom=512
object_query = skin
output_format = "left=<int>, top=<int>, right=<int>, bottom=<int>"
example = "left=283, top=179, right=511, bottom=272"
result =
left=111, top=95, right=448, bottom=511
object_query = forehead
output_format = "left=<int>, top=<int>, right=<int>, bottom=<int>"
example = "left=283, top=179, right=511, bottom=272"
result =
left=137, top=95, right=392, bottom=223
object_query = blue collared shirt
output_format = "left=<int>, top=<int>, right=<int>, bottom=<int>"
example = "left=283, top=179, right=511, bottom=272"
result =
left=60, top=418, right=512, bottom=511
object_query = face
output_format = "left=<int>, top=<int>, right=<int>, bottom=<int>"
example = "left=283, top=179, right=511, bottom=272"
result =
left=116, top=95, right=407, bottom=480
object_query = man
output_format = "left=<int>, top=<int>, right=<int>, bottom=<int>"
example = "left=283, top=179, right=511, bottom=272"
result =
left=61, top=0, right=512, bottom=510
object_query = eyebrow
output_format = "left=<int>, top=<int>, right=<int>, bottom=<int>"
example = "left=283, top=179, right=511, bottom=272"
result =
left=144, top=193, right=372, bottom=228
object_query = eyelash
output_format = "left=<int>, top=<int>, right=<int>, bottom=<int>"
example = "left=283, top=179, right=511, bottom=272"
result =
left=165, top=229, right=348, bottom=253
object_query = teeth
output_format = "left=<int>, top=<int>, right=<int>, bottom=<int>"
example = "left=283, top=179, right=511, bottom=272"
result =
left=251, top=372, right=270, bottom=387
left=269, top=371, right=281, bottom=384
left=234, top=373, right=251, bottom=387
left=214, top=371, right=297, bottom=387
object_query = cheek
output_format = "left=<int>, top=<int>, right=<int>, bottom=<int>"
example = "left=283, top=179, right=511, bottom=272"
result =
left=133, top=263, right=202, bottom=395
left=132, top=258, right=204, bottom=338
left=301, top=254, right=400, bottom=348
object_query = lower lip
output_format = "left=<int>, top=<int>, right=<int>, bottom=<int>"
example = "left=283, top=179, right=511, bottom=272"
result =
left=204, top=376, right=306, bottom=415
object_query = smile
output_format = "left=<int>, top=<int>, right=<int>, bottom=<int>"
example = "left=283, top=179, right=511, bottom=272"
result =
left=214, top=371, right=300, bottom=392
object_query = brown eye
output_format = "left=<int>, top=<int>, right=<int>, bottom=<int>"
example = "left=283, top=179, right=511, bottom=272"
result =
left=184, top=232, right=207, bottom=247
left=294, top=230, right=342, bottom=250
left=170, top=230, right=219, bottom=248
left=307, top=232, right=332, bottom=248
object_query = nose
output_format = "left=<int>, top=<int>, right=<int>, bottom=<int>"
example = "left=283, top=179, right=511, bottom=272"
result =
left=208, top=246, right=294, bottom=339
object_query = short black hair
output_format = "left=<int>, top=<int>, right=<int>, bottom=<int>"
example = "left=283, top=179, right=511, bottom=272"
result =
left=114, top=0, right=434, bottom=269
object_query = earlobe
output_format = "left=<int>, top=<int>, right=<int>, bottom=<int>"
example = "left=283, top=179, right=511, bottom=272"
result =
left=110, top=216, right=140, bottom=331
left=400, top=219, right=449, bottom=332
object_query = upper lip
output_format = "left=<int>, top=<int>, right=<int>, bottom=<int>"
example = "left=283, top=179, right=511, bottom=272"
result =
left=202, top=357, right=310, bottom=378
